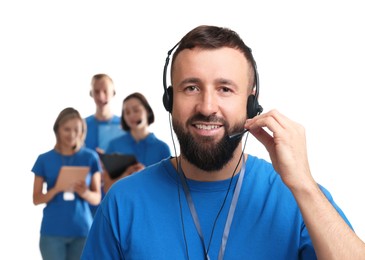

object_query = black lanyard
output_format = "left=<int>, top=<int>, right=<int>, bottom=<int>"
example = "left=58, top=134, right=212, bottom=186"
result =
left=177, top=157, right=246, bottom=260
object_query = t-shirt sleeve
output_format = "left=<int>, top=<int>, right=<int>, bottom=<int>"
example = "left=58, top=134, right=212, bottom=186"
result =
left=81, top=195, right=123, bottom=259
left=90, top=150, right=103, bottom=174
left=31, top=155, right=44, bottom=177
left=161, top=142, right=172, bottom=158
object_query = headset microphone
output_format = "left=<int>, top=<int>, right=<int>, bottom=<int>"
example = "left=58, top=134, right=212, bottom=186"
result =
left=228, top=129, right=249, bottom=141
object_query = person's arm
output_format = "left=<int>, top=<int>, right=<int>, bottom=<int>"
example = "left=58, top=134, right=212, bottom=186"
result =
left=74, top=171, right=102, bottom=205
left=245, top=109, right=365, bottom=259
left=103, top=163, right=144, bottom=193
left=32, top=175, right=61, bottom=205
left=293, top=178, right=365, bottom=259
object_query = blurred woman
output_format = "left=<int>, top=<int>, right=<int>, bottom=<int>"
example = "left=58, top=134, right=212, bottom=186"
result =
left=104, top=92, right=171, bottom=192
left=31, top=107, right=102, bottom=260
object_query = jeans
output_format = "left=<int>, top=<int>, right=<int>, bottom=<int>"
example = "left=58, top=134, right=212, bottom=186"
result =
left=40, top=235, right=86, bottom=260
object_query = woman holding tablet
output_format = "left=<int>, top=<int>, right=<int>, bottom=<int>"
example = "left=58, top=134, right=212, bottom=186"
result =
left=31, top=107, right=102, bottom=260
left=103, top=92, right=171, bottom=192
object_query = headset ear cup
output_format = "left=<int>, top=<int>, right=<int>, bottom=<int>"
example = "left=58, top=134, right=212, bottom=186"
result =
left=163, top=86, right=173, bottom=112
left=247, top=94, right=262, bottom=119
left=89, top=90, right=93, bottom=97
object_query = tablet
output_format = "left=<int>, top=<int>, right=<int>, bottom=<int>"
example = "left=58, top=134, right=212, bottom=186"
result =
left=98, top=153, right=137, bottom=179
left=55, top=166, right=90, bottom=191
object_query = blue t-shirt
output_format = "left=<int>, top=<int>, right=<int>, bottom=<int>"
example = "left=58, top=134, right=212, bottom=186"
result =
left=84, top=115, right=125, bottom=152
left=106, top=132, right=171, bottom=167
left=81, top=155, right=352, bottom=259
left=31, top=147, right=102, bottom=237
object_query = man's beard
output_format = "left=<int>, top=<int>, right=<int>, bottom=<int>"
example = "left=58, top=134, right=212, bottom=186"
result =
left=172, top=114, right=244, bottom=171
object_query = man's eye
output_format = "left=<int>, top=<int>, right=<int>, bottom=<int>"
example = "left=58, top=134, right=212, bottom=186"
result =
left=185, top=86, right=199, bottom=92
left=221, top=87, right=232, bottom=93
left=218, top=87, right=235, bottom=96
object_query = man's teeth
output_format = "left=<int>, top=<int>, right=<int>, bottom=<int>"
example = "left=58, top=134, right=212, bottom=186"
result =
left=196, top=124, right=219, bottom=130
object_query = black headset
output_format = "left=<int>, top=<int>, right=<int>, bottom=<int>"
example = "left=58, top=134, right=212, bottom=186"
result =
left=162, top=43, right=263, bottom=118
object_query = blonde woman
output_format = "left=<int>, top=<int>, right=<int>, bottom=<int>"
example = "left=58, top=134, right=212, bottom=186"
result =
left=31, top=107, right=102, bottom=260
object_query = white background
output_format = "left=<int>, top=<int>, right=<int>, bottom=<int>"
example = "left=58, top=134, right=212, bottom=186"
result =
left=1, top=1, right=364, bottom=259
